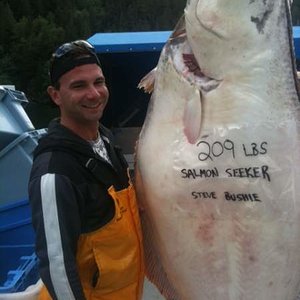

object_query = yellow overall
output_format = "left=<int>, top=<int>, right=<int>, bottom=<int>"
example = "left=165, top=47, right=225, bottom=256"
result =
left=39, top=182, right=145, bottom=300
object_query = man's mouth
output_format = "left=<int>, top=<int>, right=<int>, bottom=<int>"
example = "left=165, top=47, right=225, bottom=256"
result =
left=81, top=102, right=102, bottom=109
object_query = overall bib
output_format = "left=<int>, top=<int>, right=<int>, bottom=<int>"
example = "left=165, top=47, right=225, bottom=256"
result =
left=39, top=182, right=145, bottom=300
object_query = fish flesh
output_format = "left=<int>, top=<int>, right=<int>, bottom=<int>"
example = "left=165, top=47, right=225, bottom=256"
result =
left=135, top=0, right=300, bottom=299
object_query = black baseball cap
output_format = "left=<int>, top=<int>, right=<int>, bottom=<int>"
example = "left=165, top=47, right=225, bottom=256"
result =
left=49, top=40, right=101, bottom=85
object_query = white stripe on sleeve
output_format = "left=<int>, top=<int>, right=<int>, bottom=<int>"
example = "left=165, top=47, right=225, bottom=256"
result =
left=40, top=173, right=75, bottom=300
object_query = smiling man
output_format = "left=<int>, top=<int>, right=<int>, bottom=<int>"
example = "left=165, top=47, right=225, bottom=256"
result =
left=29, top=40, right=145, bottom=300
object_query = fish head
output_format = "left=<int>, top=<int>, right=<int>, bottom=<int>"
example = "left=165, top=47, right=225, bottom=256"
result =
left=185, top=0, right=284, bottom=80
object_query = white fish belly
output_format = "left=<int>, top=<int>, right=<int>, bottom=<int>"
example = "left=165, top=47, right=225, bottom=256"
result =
left=137, top=58, right=300, bottom=300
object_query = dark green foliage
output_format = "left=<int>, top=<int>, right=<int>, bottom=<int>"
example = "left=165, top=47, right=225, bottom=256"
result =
left=0, top=0, right=299, bottom=102
left=0, top=0, right=186, bottom=101
left=292, top=0, right=300, bottom=25
left=9, top=16, right=65, bottom=101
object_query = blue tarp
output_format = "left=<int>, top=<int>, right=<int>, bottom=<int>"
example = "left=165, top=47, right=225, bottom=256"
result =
left=89, top=27, right=300, bottom=59
left=88, top=31, right=171, bottom=53
left=293, top=26, right=300, bottom=59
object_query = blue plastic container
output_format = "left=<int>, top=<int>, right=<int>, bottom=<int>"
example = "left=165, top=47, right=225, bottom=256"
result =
left=0, top=87, right=35, bottom=150
left=0, top=199, right=39, bottom=293
left=0, top=199, right=35, bottom=246
left=0, top=251, right=39, bottom=293
left=0, top=129, right=47, bottom=206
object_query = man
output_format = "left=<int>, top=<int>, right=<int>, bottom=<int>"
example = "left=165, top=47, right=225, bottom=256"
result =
left=29, top=40, right=145, bottom=300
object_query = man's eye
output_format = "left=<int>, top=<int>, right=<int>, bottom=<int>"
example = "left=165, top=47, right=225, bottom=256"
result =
left=72, top=84, right=85, bottom=89
left=95, top=80, right=105, bottom=86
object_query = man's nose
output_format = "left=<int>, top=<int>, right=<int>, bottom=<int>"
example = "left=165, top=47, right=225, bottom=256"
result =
left=86, top=85, right=100, bottom=98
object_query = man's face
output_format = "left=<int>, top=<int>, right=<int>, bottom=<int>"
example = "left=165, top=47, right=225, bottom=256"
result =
left=48, top=64, right=109, bottom=128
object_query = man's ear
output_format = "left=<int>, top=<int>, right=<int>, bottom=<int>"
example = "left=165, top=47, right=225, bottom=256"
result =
left=47, top=86, right=61, bottom=106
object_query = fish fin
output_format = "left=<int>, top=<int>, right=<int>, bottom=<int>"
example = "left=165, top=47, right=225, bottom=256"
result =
left=134, top=165, right=181, bottom=300
left=169, top=14, right=186, bottom=40
left=141, top=213, right=181, bottom=300
left=138, top=15, right=186, bottom=95
left=183, top=88, right=202, bottom=144
left=138, top=67, right=157, bottom=94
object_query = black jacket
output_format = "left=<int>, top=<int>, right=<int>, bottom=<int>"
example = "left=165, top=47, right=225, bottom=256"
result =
left=29, top=119, right=129, bottom=300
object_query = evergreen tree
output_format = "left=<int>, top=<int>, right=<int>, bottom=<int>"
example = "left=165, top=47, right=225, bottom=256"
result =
left=11, top=16, right=65, bottom=100
left=0, top=2, right=16, bottom=47
left=2, top=0, right=298, bottom=103
left=86, top=0, right=106, bottom=34
left=0, top=46, right=16, bottom=85
left=65, top=9, right=91, bottom=40
left=7, top=0, right=32, bottom=20
left=292, top=0, right=300, bottom=25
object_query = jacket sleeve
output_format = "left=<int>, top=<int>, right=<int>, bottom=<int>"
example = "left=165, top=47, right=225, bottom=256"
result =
left=29, top=172, right=86, bottom=300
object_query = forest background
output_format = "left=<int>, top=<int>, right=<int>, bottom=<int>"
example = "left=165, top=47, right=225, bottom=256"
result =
left=0, top=0, right=299, bottom=104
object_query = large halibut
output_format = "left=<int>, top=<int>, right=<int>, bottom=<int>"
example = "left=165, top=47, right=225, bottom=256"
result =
left=135, top=0, right=300, bottom=299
